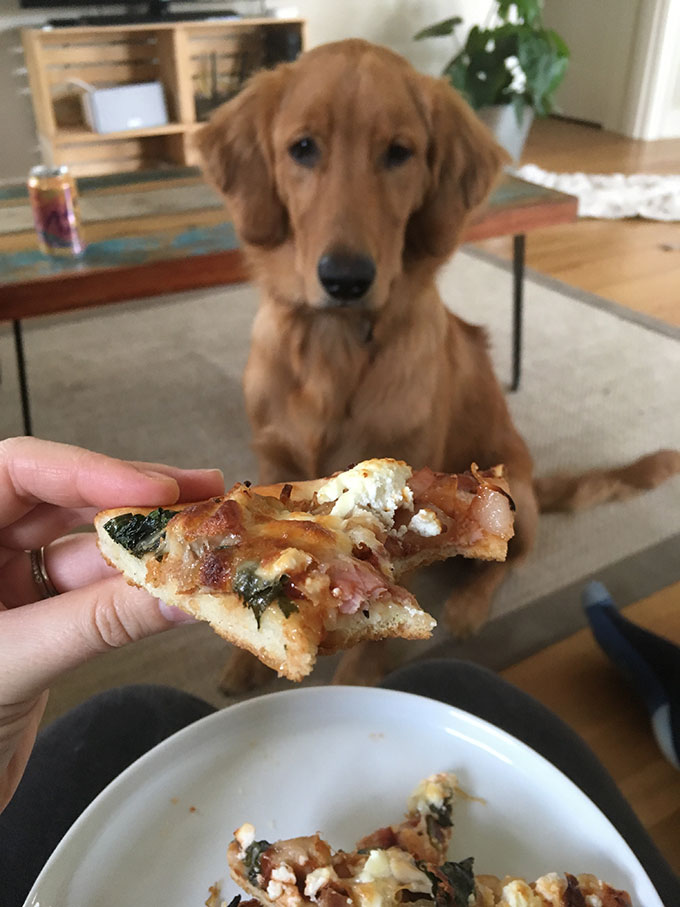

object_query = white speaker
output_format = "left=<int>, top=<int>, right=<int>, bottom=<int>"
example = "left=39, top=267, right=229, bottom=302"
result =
left=82, top=81, right=169, bottom=134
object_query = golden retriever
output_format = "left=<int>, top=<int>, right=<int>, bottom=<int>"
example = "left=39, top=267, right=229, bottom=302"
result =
left=196, top=39, right=680, bottom=690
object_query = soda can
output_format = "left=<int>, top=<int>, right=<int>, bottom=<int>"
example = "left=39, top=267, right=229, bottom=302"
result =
left=27, top=164, right=86, bottom=257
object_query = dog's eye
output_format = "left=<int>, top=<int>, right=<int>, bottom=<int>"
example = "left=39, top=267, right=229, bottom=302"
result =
left=288, top=137, right=320, bottom=167
left=384, top=143, right=413, bottom=169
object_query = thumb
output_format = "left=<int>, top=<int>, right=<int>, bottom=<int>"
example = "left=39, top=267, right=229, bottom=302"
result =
left=1, top=576, right=194, bottom=703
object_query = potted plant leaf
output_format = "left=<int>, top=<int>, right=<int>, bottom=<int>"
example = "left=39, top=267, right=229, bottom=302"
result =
left=415, top=0, right=569, bottom=160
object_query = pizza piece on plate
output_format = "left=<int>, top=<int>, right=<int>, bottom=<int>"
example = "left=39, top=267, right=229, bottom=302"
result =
left=95, top=458, right=514, bottom=681
left=227, top=773, right=465, bottom=907
left=354, top=772, right=462, bottom=864
left=225, top=773, right=634, bottom=907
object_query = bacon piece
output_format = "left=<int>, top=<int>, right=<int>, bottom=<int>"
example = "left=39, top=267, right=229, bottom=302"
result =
left=327, top=559, right=392, bottom=614
left=408, top=467, right=437, bottom=499
left=564, top=874, right=587, bottom=907
left=467, top=487, right=514, bottom=540
left=199, top=549, right=232, bottom=588
left=260, top=835, right=333, bottom=883
left=355, top=825, right=397, bottom=851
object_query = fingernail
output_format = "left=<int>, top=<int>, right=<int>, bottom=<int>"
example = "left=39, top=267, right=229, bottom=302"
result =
left=158, top=601, right=197, bottom=623
left=186, top=467, right=224, bottom=481
left=139, top=468, right=179, bottom=484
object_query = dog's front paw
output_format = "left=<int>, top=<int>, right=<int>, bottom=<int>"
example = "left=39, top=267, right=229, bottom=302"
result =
left=219, top=647, right=276, bottom=696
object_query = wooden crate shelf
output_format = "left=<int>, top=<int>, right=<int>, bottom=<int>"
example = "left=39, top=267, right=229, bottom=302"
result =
left=54, top=123, right=187, bottom=143
left=22, top=17, right=305, bottom=177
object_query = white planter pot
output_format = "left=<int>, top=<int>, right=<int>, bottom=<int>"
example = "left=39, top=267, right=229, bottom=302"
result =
left=477, top=104, right=534, bottom=161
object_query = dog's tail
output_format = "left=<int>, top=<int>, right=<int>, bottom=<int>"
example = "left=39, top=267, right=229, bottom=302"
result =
left=534, top=449, right=680, bottom=513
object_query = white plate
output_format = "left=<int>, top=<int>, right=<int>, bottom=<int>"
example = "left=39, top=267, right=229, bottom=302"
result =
left=24, top=686, right=661, bottom=906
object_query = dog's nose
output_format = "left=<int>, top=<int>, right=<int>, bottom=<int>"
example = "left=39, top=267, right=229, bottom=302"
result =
left=317, top=250, right=376, bottom=303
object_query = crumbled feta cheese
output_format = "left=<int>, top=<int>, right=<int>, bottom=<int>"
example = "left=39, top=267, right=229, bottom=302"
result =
left=585, top=897, right=603, bottom=907
left=234, top=822, right=255, bottom=854
left=271, top=863, right=297, bottom=884
left=267, top=881, right=284, bottom=900
left=316, top=459, right=414, bottom=526
left=304, top=866, right=335, bottom=898
left=408, top=508, right=442, bottom=537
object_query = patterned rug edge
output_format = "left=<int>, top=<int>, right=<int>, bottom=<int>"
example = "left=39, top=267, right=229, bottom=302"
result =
left=463, top=244, right=680, bottom=341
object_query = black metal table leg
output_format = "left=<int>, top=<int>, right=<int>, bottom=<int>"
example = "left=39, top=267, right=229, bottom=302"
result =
left=511, top=233, right=525, bottom=392
left=12, top=319, right=33, bottom=436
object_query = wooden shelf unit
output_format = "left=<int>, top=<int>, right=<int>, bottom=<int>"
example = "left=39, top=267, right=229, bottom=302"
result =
left=22, top=17, right=305, bottom=177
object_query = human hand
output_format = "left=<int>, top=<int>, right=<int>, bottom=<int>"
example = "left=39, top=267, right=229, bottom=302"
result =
left=0, top=437, right=224, bottom=813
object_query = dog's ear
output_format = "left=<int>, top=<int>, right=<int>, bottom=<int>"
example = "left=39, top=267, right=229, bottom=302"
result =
left=195, top=68, right=289, bottom=248
left=406, top=77, right=509, bottom=260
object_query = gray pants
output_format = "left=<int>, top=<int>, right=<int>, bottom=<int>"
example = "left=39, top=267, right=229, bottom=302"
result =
left=1, top=660, right=677, bottom=905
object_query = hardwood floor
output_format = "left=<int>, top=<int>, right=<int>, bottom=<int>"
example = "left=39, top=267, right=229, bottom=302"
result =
left=503, top=583, right=680, bottom=876
left=472, top=118, right=680, bottom=326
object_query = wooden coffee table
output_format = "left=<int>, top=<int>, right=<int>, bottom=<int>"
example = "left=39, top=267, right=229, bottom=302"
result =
left=0, top=169, right=577, bottom=435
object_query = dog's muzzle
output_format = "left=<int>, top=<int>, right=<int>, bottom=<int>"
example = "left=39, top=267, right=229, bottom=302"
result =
left=317, top=249, right=376, bottom=306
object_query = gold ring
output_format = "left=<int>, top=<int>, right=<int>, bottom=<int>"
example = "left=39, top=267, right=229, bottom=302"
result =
left=29, top=546, right=59, bottom=599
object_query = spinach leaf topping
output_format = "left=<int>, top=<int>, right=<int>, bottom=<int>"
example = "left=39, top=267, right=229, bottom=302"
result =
left=429, top=796, right=453, bottom=828
left=278, top=597, right=299, bottom=619
left=439, top=858, right=475, bottom=906
left=232, top=562, right=297, bottom=627
left=244, top=839, right=271, bottom=884
left=104, top=508, right=179, bottom=558
left=416, top=858, right=475, bottom=907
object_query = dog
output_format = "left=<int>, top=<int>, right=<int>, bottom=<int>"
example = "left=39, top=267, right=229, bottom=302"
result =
left=196, top=39, right=680, bottom=691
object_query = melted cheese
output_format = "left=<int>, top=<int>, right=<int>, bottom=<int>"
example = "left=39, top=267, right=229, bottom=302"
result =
left=257, top=548, right=313, bottom=581
left=533, top=873, right=564, bottom=905
left=406, top=772, right=458, bottom=818
left=350, top=848, right=433, bottom=907
left=500, top=880, right=545, bottom=907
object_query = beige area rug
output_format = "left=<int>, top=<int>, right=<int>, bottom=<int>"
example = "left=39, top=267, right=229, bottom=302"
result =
left=1, top=250, right=679, bottom=722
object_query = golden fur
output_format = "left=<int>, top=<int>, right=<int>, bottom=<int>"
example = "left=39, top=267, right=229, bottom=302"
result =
left=196, top=40, right=680, bottom=689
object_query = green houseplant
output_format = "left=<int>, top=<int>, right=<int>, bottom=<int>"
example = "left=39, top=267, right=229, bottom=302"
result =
left=415, top=0, right=569, bottom=159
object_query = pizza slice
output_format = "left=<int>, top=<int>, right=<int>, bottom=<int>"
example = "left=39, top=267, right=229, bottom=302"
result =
left=227, top=773, right=463, bottom=907
left=95, top=458, right=514, bottom=681
left=225, top=773, right=633, bottom=907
